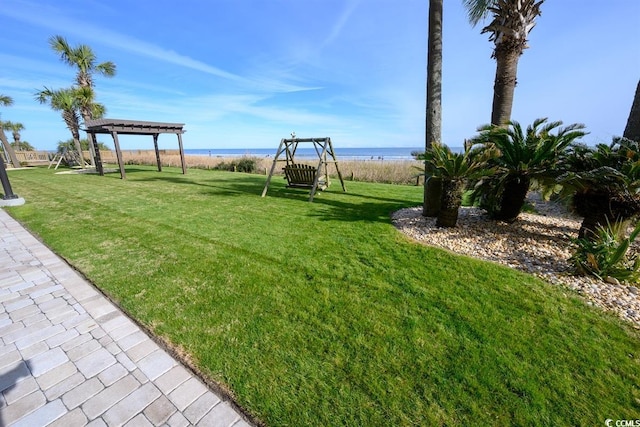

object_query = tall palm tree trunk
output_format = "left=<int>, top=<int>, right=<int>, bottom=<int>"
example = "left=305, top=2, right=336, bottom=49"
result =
left=70, top=131, right=84, bottom=167
left=61, top=111, right=85, bottom=167
left=425, top=0, right=442, bottom=147
left=423, top=0, right=444, bottom=217
left=425, top=177, right=443, bottom=217
left=79, top=108, right=96, bottom=167
left=624, top=79, right=640, bottom=142
left=491, top=49, right=520, bottom=126
left=0, top=125, right=20, bottom=168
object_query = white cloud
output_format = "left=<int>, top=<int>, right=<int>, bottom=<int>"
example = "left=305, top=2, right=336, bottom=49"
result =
left=1, top=0, right=323, bottom=96
left=321, top=0, right=361, bottom=48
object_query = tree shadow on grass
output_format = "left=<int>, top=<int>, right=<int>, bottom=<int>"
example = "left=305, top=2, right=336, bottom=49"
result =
left=306, top=195, right=416, bottom=223
left=251, top=182, right=420, bottom=224
left=136, top=174, right=268, bottom=196
left=132, top=173, right=421, bottom=224
left=94, top=167, right=155, bottom=175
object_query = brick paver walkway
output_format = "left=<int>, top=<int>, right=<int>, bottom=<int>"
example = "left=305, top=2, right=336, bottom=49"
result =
left=0, top=209, right=253, bottom=426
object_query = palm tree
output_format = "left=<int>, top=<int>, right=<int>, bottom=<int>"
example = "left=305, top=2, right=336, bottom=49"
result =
left=423, top=0, right=444, bottom=217
left=464, top=0, right=544, bottom=125
left=0, top=95, right=20, bottom=168
left=2, top=121, right=25, bottom=148
left=624, top=80, right=640, bottom=142
left=35, top=87, right=85, bottom=167
left=49, top=35, right=115, bottom=122
left=472, top=118, right=587, bottom=222
left=49, top=35, right=116, bottom=164
left=73, top=85, right=107, bottom=122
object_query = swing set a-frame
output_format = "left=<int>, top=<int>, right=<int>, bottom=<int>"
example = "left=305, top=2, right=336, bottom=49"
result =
left=261, top=135, right=346, bottom=202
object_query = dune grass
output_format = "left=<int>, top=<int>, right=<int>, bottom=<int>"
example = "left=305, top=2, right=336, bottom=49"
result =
left=111, top=150, right=424, bottom=185
left=4, top=165, right=640, bottom=426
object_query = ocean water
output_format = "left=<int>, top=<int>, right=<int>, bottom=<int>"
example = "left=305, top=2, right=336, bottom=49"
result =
left=184, top=147, right=426, bottom=161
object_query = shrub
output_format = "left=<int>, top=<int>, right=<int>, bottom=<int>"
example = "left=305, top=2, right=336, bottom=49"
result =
left=235, top=157, right=258, bottom=173
left=570, top=220, right=640, bottom=283
left=212, top=161, right=234, bottom=171
left=212, top=156, right=258, bottom=173
left=11, top=141, right=35, bottom=151
left=57, top=138, right=109, bottom=153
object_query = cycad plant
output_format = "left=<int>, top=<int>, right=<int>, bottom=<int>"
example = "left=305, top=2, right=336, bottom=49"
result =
left=423, top=142, right=497, bottom=227
left=471, top=118, right=587, bottom=222
left=557, top=137, right=640, bottom=238
left=570, top=220, right=640, bottom=283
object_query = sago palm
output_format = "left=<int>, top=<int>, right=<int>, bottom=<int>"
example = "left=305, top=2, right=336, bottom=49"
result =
left=472, top=118, right=587, bottom=222
left=423, top=142, right=497, bottom=227
left=558, top=137, right=640, bottom=238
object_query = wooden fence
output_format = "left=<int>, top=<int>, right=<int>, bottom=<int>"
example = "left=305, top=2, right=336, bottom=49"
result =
left=13, top=151, right=53, bottom=166
left=7, top=150, right=181, bottom=167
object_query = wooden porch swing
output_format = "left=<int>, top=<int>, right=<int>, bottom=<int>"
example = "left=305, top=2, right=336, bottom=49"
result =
left=261, top=135, right=346, bottom=202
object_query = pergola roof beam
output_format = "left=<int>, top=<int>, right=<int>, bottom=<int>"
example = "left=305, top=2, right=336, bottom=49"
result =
left=85, top=119, right=185, bottom=135
left=83, top=118, right=187, bottom=179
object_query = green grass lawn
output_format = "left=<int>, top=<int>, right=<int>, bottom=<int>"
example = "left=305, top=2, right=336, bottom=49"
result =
left=5, top=166, right=640, bottom=426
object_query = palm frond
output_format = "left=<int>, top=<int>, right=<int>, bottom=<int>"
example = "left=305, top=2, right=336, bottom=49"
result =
left=0, top=94, right=14, bottom=107
left=463, top=0, right=494, bottom=26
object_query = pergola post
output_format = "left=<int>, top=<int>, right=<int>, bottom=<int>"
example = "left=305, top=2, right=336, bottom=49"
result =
left=153, top=133, right=162, bottom=172
left=177, top=133, right=186, bottom=175
left=111, top=131, right=126, bottom=179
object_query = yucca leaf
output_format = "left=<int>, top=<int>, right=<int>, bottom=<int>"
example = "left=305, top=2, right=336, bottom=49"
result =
left=609, top=239, right=630, bottom=267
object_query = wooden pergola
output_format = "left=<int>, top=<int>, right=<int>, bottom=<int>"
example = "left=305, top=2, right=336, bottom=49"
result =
left=84, top=118, right=186, bottom=179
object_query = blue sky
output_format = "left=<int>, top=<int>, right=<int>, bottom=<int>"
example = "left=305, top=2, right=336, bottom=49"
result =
left=1, top=0, right=639, bottom=151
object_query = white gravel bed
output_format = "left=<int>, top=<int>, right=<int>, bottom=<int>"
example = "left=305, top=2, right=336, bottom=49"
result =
left=391, top=198, right=640, bottom=328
